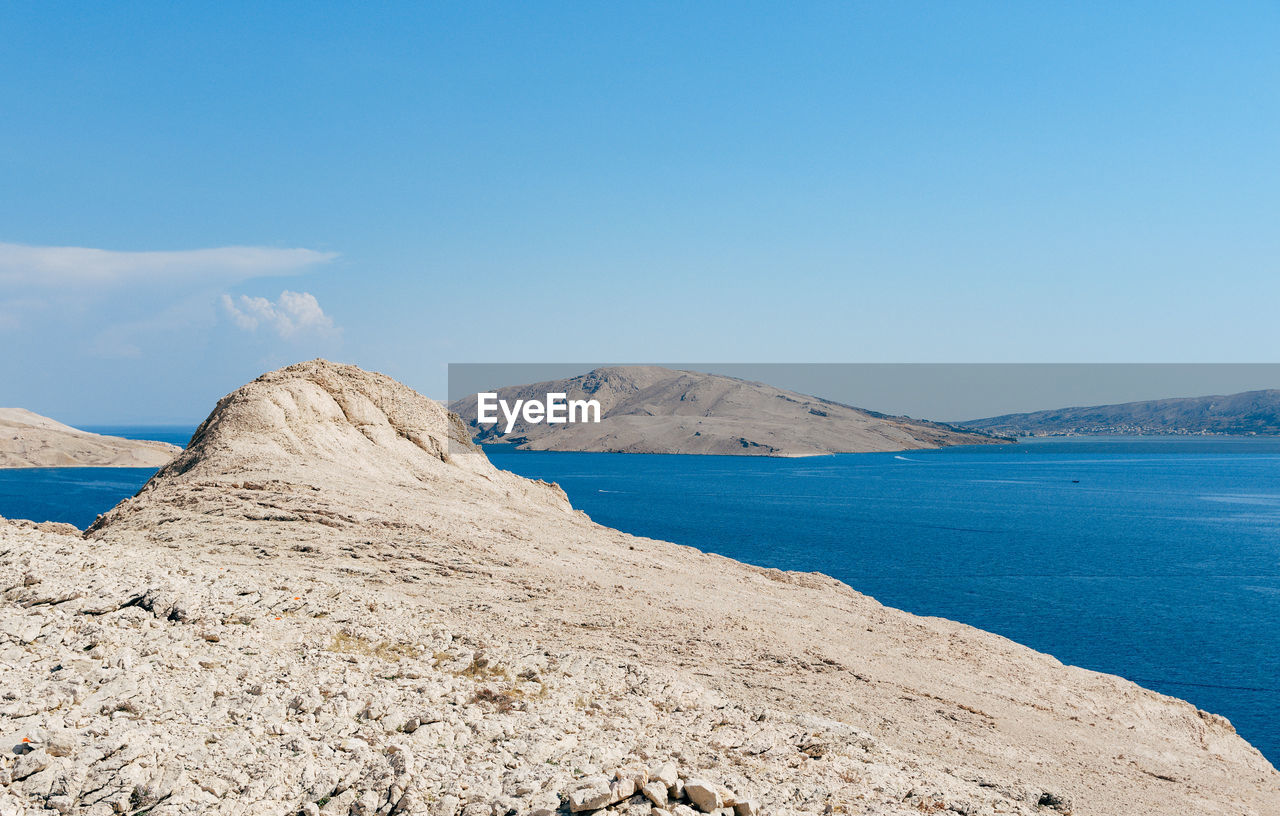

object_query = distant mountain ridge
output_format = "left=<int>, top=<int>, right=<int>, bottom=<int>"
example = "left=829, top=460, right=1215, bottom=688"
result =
left=451, top=366, right=1009, bottom=456
left=962, top=388, right=1280, bottom=436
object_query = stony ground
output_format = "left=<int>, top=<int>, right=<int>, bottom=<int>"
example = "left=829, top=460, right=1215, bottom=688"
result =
left=0, top=518, right=1063, bottom=816
left=1, top=361, right=1275, bottom=815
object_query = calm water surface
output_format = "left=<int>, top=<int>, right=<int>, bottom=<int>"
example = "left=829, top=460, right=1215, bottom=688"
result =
left=1, top=433, right=1276, bottom=763
left=0, top=427, right=192, bottom=528
left=487, top=437, right=1280, bottom=764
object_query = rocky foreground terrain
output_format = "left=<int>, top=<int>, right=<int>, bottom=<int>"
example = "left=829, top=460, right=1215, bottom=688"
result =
left=0, top=360, right=1275, bottom=816
left=451, top=367, right=1006, bottom=456
left=0, top=409, right=179, bottom=468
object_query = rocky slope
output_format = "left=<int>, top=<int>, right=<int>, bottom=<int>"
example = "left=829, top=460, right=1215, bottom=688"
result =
left=451, top=367, right=1006, bottom=456
left=0, top=360, right=1275, bottom=816
left=0, top=408, right=180, bottom=468
left=962, top=389, right=1280, bottom=436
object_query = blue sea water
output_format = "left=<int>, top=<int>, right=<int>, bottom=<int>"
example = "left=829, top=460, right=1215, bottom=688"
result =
left=0, top=467, right=157, bottom=530
left=1, top=432, right=1276, bottom=763
left=0, top=426, right=192, bottom=528
left=485, top=437, right=1280, bottom=765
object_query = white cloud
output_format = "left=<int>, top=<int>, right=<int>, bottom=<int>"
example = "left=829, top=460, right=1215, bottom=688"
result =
left=221, top=290, right=337, bottom=338
left=0, top=241, right=343, bottom=356
left=0, top=242, right=337, bottom=287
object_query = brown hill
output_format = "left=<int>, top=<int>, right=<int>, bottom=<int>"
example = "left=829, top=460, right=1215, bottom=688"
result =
left=451, top=366, right=1006, bottom=456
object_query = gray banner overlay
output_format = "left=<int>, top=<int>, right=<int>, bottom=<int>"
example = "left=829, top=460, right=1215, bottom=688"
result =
left=449, top=363, right=1280, bottom=425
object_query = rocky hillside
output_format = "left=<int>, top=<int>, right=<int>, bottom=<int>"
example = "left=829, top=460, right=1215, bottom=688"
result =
left=0, top=408, right=180, bottom=468
left=962, top=389, right=1280, bottom=436
left=0, top=360, right=1274, bottom=816
left=451, top=367, right=1006, bottom=456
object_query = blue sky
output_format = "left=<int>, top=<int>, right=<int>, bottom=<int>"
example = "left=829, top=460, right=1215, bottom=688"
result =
left=2, top=3, right=1278, bottom=422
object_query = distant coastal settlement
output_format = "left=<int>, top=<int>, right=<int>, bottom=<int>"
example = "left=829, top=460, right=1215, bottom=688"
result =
left=960, top=388, right=1280, bottom=438
left=1011, top=427, right=1269, bottom=437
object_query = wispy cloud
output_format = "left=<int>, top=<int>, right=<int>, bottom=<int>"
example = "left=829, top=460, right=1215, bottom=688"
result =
left=0, top=241, right=343, bottom=358
left=0, top=297, right=48, bottom=331
left=0, top=242, right=337, bottom=287
left=88, top=292, right=223, bottom=359
left=221, top=290, right=337, bottom=338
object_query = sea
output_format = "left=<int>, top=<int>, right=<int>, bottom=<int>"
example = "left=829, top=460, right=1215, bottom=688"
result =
left=2, top=430, right=1276, bottom=764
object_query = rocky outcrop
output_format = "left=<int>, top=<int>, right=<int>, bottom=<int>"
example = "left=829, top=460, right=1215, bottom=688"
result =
left=451, top=367, right=1008, bottom=456
left=86, top=360, right=572, bottom=544
left=0, top=408, right=179, bottom=468
left=0, top=360, right=1273, bottom=815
